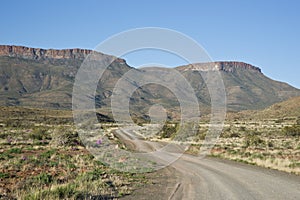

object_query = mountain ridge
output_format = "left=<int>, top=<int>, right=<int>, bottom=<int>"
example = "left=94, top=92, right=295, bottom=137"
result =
left=0, top=45, right=261, bottom=74
left=0, top=45, right=94, bottom=60
left=0, top=45, right=299, bottom=118
left=0, top=45, right=126, bottom=64
left=177, top=61, right=262, bottom=73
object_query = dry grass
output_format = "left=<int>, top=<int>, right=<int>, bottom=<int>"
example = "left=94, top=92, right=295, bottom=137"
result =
left=0, top=108, right=145, bottom=200
left=210, top=117, right=300, bottom=175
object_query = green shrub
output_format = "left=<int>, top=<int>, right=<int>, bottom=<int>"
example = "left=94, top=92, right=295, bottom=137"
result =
left=0, top=132, right=9, bottom=139
left=4, top=119, right=22, bottom=128
left=29, top=127, right=49, bottom=140
left=51, top=127, right=81, bottom=147
left=0, top=152, right=14, bottom=160
left=34, top=173, right=53, bottom=185
left=289, top=162, right=300, bottom=168
left=229, top=132, right=240, bottom=138
left=52, top=183, right=77, bottom=199
left=275, top=119, right=284, bottom=123
left=198, top=131, right=207, bottom=140
left=81, top=168, right=104, bottom=181
left=267, top=141, right=274, bottom=148
left=24, top=183, right=78, bottom=200
left=8, top=147, right=22, bottom=154
left=239, top=126, right=246, bottom=131
left=48, top=161, right=59, bottom=167
left=296, top=117, right=300, bottom=125
left=243, top=133, right=265, bottom=148
left=40, top=149, right=57, bottom=159
left=0, top=172, right=9, bottom=178
left=283, top=125, right=300, bottom=136
left=160, top=123, right=178, bottom=138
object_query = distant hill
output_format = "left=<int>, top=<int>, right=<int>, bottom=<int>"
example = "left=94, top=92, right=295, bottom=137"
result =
left=0, top=45, right=300, bottom=119
left=262, top=96, right=300, bottom=118
left=236, top=96, right=300, bottom=120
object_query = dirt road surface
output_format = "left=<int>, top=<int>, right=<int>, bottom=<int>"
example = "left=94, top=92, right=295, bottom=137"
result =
left=117, top=127, right=300, bottom=200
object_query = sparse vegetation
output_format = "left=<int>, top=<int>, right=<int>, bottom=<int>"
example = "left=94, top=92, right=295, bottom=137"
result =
left=211, top=114, right=300, bottom=175
left=0, top=107, right=145, bottom=199
left=1, top=95, right=300, bottom=199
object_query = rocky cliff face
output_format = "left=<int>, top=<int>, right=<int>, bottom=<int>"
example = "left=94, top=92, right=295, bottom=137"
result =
left=0, top=45, right=127, bottom=66
left=177, top=61, right=262, bottom=73
left=0, top=45, right=95, bottom=60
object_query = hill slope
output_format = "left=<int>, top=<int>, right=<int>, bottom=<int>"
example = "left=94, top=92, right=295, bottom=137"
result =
left=242, top=96, right=300, bottom=120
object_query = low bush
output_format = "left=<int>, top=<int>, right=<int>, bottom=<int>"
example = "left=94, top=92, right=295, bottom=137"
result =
left=34, top=173, right=53, bottom=185
left=4, top=118, right=22, bottom=128
left=243, top=133, right=265, bottom=148
left=160, top=123, right=178, bottom=138
left=8, top=147, right=22, bottom=154
left=283, top=125, right=300, bottom=136
left=29, top=127, right=50, bottom=140
left=50, top=127, right=81, bottom=147
left=0, top=172, right=9, bottom=179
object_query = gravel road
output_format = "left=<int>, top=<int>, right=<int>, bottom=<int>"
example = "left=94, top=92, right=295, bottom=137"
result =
left=117, top=127, right=300, bottom=200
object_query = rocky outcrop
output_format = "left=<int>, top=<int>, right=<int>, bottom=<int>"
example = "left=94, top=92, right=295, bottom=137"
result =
left=177, top=61, right=262, bottom=73
left=0, top=45, right=126, bottom=63
left=0, top=45, right=93, bottom=60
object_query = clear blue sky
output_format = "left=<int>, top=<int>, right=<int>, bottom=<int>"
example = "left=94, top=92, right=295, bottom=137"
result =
left=1, top=0, right=299, bottom=88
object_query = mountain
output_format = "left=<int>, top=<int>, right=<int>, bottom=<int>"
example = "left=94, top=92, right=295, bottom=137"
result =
left=0, top=45, right=131, bottom=109
left=177, top=62, right=300, bottom=111
left=0, top=45, right=299, bottom=119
